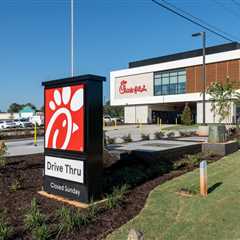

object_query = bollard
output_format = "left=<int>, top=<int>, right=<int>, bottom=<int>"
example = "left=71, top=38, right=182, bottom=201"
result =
left=175, top=118, right=178, bottom=125
left=200, top=160, right=208, bottom=196
left=139, top=122, right=143, bottom=133
left=114, top=119, right=117, bottom=129
left=34, top=123, right=37, bottom=146
left=159, top=118, right=162, bottom=131
left=157, top=117, right=159, bottom=126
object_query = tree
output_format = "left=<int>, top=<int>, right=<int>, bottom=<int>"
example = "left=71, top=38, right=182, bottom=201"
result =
left=206, top=82, right=235, bottom=123
left=24, top=103, right=37, bottom=111
left=7, top=103, right=22, bottom=113
left=7, top=102, right=37, bottom=113
left=181, top=103, right=192, bottom=125
left=103, top=100, right=124, bottom=117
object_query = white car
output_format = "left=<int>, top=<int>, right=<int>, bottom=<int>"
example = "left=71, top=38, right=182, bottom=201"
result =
left=14, top=119, right=22, bottom=128
left=103, top=115, right=112, bottom=123
left=0, top=120, right=16, bottom=129
left=29, top=116, right=44, bottom=126
left=0, top=121, right=4, bottom=129
left=15, top=119, right=33, bottom=128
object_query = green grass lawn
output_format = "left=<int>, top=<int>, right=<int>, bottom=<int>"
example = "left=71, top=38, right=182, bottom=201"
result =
left=107, top=151, right=240, bottom=240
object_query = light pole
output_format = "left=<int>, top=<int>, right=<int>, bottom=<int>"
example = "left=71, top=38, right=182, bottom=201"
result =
left=71, top=0, right=74, bottom=77
left=192, top=31, right=206, bottom=125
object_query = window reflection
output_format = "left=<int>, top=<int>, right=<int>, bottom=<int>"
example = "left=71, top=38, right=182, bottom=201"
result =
left=154, top=69, right=186, bottom=96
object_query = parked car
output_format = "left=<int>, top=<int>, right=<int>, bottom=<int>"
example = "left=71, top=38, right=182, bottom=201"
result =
left=13, top=119, right=22, bottom=128
left=0, top=120, right=5, bottom=129
left=14, top=119, right=33, bottom=128
left=29, top=115, right=44, bottom=126
left=103, top=115, right=112, bottom=123
left=0, top=120, right=16, bottom=129
left=115, top=117, right=124, bottom=124
left=103, top=115, right=124, bottom=126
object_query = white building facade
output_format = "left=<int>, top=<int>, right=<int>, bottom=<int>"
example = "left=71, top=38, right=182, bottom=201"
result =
left=110, top=42, right=240, bottom=124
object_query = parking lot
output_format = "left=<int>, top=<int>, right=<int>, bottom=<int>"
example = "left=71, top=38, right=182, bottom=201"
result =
left=3, top=124, right=202, bottom=156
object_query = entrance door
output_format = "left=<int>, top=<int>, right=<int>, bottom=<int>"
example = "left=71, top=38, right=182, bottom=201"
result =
left=152, top=111, right=181, bottom=124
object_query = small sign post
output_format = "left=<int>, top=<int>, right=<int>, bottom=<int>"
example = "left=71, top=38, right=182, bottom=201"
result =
left=200, top=160, right=208, bottom=197
left=42, top=74, right=105, bottom=203
left=34, top=123, right=37, bottom=146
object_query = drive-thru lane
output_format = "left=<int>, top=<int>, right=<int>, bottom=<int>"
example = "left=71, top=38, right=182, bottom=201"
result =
left=4, top=125, right=202, bottom=156
left=5, top=137, right=44, bottom=156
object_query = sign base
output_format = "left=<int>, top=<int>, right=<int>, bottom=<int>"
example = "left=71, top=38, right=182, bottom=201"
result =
left=38, top=191, right=107, bottom=209
left=38, top=191, right=89, bottom=208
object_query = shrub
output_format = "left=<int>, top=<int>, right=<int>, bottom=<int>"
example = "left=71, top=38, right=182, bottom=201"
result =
left=57, top=207, right=74, bottom=233
left=0, top=141, right=7, bottom=156
left=186, top=154, right=201, bottom=166
left=106, top=184, right=129, bottom=209
left=9, top=176, right=23, bottom=192
left=141, top=133, right=150, bottom=141
left=179, top=131, right=192, bottom=137
left=24, top=198, right=45, bottom=230
left=32, top=224, right=51, bottom=240
left=181, top=103, right=192, bottom=125
left=0, top=158, right=6, bottom=168
left=72, top=210, right=90, bottom=227
left=122, top=134, right=132, bottom=143
left=166, top=132, right=175, bottom=138
left=173, top=154, right=201, bottom=170
left=107, top=136, right=116, bottom=145
left=57, top=207, right=90, bottom=234
left=0, top=141, right=7, bottom=168
left=178, top=185, right=198, bottom=195
left=0, top=211, right=12, bottom=240
left=87, top=199, right=98, bottom=220
left=154, top=131, right=164, bottom=140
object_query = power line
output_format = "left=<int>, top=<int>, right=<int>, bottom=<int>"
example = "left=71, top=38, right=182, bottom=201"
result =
left=161, top=0, right=240, bottom=42
left=151, top=0, right=236, bottom=42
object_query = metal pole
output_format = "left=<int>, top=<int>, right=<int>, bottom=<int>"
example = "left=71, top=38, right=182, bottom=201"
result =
left=71, top=0, right=74, bottom=77
left=34, top=123, right=37, bottom=146
left=202, top=32, right=206, bottom=125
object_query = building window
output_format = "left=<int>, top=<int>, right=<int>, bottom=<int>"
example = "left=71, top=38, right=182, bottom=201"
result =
left=154, top=69, right=186, bottom=96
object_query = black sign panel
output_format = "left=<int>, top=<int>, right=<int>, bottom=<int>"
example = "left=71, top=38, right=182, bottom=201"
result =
left=42, top=75, right=105, bottom=203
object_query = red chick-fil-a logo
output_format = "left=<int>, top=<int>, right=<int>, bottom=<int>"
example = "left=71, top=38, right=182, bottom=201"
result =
left=45, top=85, right=84, bottom=152
left=119, top=80, right=147, bottom=95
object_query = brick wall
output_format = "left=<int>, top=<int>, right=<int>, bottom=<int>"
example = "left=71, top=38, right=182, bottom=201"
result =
left=186, top=59, right=240, bottom=93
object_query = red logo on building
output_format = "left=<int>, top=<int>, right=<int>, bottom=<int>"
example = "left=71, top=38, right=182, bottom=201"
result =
left=119, top=80, right=147, bottom=95
left=45, top=85, right=84, bottom=152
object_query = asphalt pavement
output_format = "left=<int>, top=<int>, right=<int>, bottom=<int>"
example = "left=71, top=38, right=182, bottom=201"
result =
left=4, top=125, right=202, bottom=157
left=5, top=137, right=44, bottom=156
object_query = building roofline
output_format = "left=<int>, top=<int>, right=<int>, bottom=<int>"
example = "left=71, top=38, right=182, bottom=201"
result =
left=129, top=42, right=240, bottom=68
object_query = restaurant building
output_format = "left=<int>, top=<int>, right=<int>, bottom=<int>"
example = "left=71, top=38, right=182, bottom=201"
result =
left=110, top=42, right=240, bottom=124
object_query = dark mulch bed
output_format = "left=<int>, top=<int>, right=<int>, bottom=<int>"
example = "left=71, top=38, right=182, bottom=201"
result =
left=0, top=152, right=222, bottom=240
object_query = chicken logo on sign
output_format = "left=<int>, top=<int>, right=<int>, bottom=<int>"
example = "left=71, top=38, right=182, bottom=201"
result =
left=45, top=85, right=84, bottom=152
